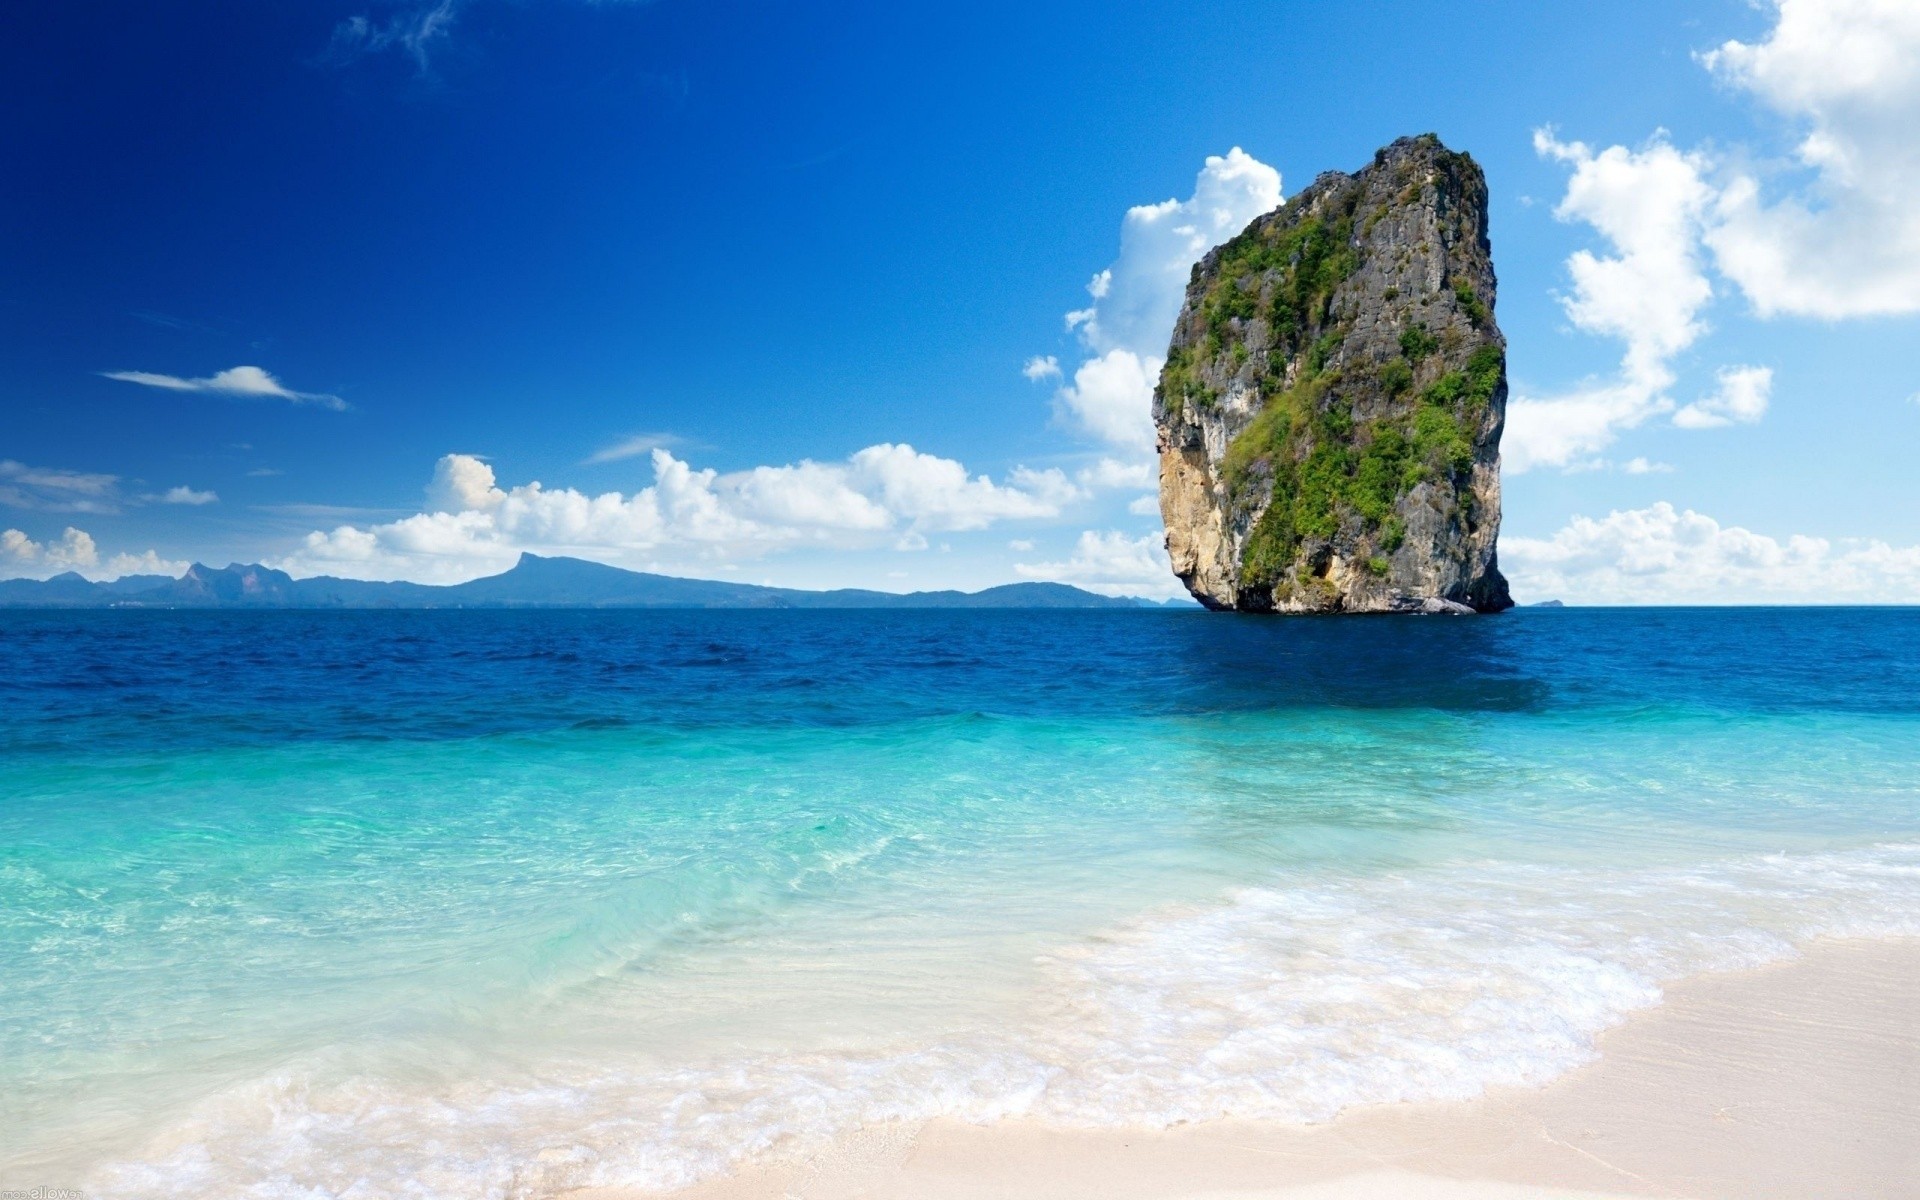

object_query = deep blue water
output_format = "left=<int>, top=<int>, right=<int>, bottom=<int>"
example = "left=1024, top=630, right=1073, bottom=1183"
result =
left=3, top=608, right=1917, bottom=1196
left=8, top=607, right=1919, bottom=753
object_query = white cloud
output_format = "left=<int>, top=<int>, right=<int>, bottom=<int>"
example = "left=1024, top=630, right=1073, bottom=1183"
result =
left=1065, top=456, right=1161, bottom=516
left=1046, top=148, right=1281, bottom=449
left=43, top=527, right=93, bottom=569
left=0, top=527, right=181, bottom=582
left=1074, top=457, right=1155, bottom=490
left=1507, top=132, right=1716, bottom=472
left=5, top=462, right=228, bottom=514
left=103, top=365, right=348, bottom=411
left=731, top=457, right=894, bottom=531
left=1674, top=365, right=1773, bottom=429
left=1506, top=378, right=1676, bottom=475
left=101, top=549, right=190, bottom=579
left=0, top=526, right=97, bottom=578
left=275, top=446, right=1076, bottom=583
left=0, top=460, right=121, bottom=513
left=854, top=445, right=1069, bottom=529
left=1056, top=349, right=1160, bottom=451
left=1504, top=501, right=1920, bottom=603
left=1699, top=0, right=1920, bottom=317
left=1535, top=131, right=1717, bottom=384
left=427, top=454, right=506, bottom=513
left=1516, top=2, right=1920, bottom=469
left=1621, top=457, right=1675, bottom=475
left=584, top=433, right=681, bottom=465
left=1022, top=355, right=1061, bottom=382
left=1014, top=529, right=1184, bottom=599
left=1007, top=539, right=1036, bottom=552
left=1069, top=149, right=1282, bottom=358
left=156, top=486, right=219, bottom=506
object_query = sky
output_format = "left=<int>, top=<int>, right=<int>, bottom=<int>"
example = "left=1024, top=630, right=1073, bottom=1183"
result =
left=3, top=0, right=1917, bottom=602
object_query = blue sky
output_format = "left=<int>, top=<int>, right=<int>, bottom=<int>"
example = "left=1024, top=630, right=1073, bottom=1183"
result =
left=3, top=0, right=1916, bottom=601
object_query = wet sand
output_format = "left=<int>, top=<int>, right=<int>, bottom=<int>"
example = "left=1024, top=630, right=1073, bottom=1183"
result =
left=579, top=937, right=1918, bottom=1200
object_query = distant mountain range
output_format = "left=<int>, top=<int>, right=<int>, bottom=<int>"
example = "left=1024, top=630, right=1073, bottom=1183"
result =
left=0, top=553, right=1186, bottom=610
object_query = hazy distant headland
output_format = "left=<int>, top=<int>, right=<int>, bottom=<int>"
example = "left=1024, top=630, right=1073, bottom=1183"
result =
left=0, top=552, right=1188, bottom=610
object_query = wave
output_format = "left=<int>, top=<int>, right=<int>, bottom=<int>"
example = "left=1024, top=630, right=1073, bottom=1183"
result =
left=90, top=841, right=1920, bottom=1198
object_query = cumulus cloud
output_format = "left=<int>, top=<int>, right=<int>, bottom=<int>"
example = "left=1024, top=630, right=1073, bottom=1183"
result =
left=1673, top=365, right=1773, bottom=429
left=1506, top=377, right=1676, bottom=476
left=0, top=460, right=121, bottom=514
left=155, top=486, right=219, bottom=506
left=426, top=454, right=506, bottom=513
left=1022, top=355, right=1062, bottom=382
left=1504, top=502, right=1920, bottom=604
left=275, top=446, right=1076, bottom=583
left=1056, top=349, right=1162, bottom=450
left=1042, top=149, right=1281, bottom=449
left=0, top=527, right=97, bottom=577
left=101, top=549, right=191, bottom=578
left=1067, top=149, right=1283, bottom=358
left=1535, top=132, right=1717, bottom=384
left=1621, top=457, right=1675, bottom=475
left=1074, top=457, right=1155, bottom=490
left=1, top=526, right=190, bottom=581
left=103, top=365, right=348, bottom=411
left=1506, top=132, right=1716, bottom=472
left=1014, top=529, right=1184, bottom=599
left=1517, top=1, right=1920, bottom=467
left=1700, top=0, right=1920, bottom=317
left=855, top=446, right=1071, bottom=528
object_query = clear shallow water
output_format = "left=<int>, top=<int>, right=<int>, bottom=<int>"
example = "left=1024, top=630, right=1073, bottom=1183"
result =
left=2, top=608, right=1918, bottom=1196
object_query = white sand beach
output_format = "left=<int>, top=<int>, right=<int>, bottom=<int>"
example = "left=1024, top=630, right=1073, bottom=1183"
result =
left=579, top=938, right=1918, bottom=1200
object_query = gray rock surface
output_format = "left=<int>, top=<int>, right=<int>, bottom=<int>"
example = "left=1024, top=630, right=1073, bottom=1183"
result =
left=1154, top=134, right=1513, bottom=614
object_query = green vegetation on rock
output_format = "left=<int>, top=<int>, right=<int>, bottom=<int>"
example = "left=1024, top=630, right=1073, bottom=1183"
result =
left=1379, top=358, right=1413, bottom=397
left=1157, top=346, right=1213, bottom=418
left=1453, top=280, right=1489, bottom=326
left=1229, top=340, right=1503, bottom=591
left=1201, top=204, right=1363, bottom=355
left=1398, top=324, right=1438, bottom=361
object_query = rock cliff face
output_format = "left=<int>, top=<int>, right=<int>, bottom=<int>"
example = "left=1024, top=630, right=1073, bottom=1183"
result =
left=1154, top=135, right=1513, bottom=614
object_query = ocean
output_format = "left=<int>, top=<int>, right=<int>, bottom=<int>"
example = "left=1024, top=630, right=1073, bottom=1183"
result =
left=4, top=607, right=1918, bottom=1196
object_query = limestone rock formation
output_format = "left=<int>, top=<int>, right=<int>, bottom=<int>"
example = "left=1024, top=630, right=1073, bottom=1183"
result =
left=1154, top=135, right=1513, bottom=614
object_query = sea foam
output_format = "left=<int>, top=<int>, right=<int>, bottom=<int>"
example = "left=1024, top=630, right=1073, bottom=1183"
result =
left=89, top=841, right=1920, bottom=1199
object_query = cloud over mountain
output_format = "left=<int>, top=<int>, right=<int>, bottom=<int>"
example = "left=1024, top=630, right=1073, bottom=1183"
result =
left=278, top=447, right=1081, bottom=583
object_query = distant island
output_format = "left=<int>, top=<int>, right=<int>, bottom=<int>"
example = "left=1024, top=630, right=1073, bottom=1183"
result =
left=0, top=553, right=1188, bottom=610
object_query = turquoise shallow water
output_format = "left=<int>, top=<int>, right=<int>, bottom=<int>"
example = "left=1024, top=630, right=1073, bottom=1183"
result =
left=3, top=608, right=1918, bottom=1195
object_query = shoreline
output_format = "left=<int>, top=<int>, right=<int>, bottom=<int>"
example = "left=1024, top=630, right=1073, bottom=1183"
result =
left=577, top=937, right=1919, bottom=1200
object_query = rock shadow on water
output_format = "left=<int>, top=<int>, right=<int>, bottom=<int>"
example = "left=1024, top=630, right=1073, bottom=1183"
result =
left=1160, top=613, right=1551, bottom=715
